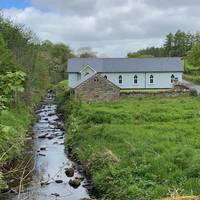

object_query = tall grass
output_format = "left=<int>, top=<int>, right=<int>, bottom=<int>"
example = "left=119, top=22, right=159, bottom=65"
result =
left=63, top=96, right=200, bottom=200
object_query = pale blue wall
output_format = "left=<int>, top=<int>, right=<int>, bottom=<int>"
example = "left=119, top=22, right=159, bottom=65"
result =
left=69, top=72, right=183, bottom=89
left=101, top=72, right=182, bottom=89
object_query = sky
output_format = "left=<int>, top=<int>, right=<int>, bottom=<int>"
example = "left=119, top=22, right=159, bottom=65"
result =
left=1, top=0, right=200, bottom=57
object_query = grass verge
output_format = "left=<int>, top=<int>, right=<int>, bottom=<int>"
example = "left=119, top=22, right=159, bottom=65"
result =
left=57, top=93, right=200, bottom=200
left=183, top=74, right=200, bottom=84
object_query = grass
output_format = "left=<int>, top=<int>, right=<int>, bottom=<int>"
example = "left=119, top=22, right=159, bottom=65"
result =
left=121, top=89, right=172, bottom=93
left=183, top=74, right=200, bottom=84
left=62, top=95, right=200, bottom=200
left=0, top=85, right=49, bottom=190
left=0, top=104, right=33, bottom=163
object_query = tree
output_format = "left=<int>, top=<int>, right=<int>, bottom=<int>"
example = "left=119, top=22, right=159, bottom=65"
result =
left=127, top=52, right=154, bottom=58
left=0, top=71, right=26, bottom=109
left=187, top=44, right=200, bottom=68
left=77, top=47, right=97, bottom=58
left=128, top=30, right=200, bottom=58
left=0, top=33, right=18, bottom=74
left=164, top=33, right=174, bottom=56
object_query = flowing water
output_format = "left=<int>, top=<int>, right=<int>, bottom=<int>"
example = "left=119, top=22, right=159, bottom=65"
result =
left=0, top=92, right=90, bottom=200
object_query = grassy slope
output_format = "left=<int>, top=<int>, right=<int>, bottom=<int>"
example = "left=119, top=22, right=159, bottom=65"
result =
left=0, top=104, right=33, bottom=163
left=64, top=96, right=200, bottom=200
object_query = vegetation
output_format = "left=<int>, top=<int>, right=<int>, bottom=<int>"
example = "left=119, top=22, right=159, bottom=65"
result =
left=186, top=44, right=200, bottom=69
left=128, top=30, right=200, bottom=58
left=77, top=47, right=97, bottom=58
left=58, top=94, right=200, bottom=200
left=120, top=89, right=171, bottom=93
left=0, top=14, right=73, bottom=189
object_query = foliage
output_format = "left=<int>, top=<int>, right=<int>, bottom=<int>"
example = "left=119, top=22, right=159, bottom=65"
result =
left=62, top=96, right=200, bottom=200
left=77, top=47, right=97, bottom=58
left=41, top=40, right=75, bottom=82
left=0, top=13, right=74, bottom=187
left=0, top=71, right=26, bottom=109
left=0, top=104, right=33, bottom=163
left=127, top=30, right=200, bottom=58
left=54, top=80, right=70, bottom=110
left=183, top=74, right=200, bottom=84
left=186, top=44, right=200, bottom=68
left=127, top=52, right=154, bottom=58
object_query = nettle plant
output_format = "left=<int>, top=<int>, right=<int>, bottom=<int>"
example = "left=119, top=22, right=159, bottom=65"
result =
left=0, top=71, right=26, bottom=110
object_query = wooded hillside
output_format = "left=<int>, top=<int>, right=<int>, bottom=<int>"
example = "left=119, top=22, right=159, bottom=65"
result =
left=128, top=30, right=200, bottom=58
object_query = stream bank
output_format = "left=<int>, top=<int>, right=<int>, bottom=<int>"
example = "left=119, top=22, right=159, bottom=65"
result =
left=0, top=91, right=93, bottom=200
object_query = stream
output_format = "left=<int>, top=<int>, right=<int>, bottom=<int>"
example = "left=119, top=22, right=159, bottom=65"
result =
left=0, top=92, right=90, bottom=200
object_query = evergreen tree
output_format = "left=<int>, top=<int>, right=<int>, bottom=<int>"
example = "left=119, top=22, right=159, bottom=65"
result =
left=164, top=33, right=174, bottom=56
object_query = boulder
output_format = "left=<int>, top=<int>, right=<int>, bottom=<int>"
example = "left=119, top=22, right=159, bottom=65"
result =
left=65, top=168, right=74, bottom=177
left=39, top=153, right=46, bottom=157
left=51, top=193, right=60, bottom=197
left=38, top=133, right=48, bottom=139
left=47, top=135, right=54, bottom=140
left=75, top=175, right=84, bottom=181
left=55, top=180, right=63, bottom=184
left=40, top=147, right=46, bottom=151
left=69, top=178, right=81, bottom=188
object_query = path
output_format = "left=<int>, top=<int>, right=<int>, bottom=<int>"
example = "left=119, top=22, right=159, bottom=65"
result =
left=181, top=79, right=200, bottom=95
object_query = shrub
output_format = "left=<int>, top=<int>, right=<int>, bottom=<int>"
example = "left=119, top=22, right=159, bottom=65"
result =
left=190, top=89, right=198, bottom=96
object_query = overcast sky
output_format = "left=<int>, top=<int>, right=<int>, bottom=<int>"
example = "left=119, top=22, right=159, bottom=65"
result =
left=1, top=0, right=200, bottom=57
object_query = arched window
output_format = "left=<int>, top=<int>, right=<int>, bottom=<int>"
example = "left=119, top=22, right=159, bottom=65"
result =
left=150, top=75, right=154, bottom=84
left=119, top=75, right=122, bottom=84
left=134, top=75, right=138, bottom=84
left=171, top=74, right=175, bottom=83
left=104, top=75, right=107, bottom=79
left=94, top=77, right=99, bottom=82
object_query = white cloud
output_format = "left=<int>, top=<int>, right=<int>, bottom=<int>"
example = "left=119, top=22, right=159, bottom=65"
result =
left=2, top=0, right=200, bottom=56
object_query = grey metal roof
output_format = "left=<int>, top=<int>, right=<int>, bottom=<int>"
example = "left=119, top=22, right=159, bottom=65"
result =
left=68, top=57, right=184, bottom=73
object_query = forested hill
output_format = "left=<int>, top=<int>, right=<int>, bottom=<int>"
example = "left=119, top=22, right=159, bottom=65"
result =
left=128, top=30, right=200, bottom=58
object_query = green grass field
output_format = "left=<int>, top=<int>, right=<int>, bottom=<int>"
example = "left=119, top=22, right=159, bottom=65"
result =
left=64, top=96, right=200, bottom=200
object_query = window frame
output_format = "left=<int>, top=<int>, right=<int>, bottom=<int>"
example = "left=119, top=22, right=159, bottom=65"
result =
left=171, top=74, right=175, bottom=83
left=119, top=75, right=122, bottom=84
left=134, top=75, right=138, bottom=84
left=149, top=75, right=154, bottom=84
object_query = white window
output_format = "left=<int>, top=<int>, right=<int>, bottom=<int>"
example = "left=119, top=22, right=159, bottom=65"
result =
left=150, top=75, right=154, bottom=84
left=119, top=75, right=122, bottom=84
left=134, top=75, right=138, bottom=84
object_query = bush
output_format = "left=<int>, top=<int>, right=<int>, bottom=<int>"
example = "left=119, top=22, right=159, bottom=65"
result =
left=190, top=89, right=198, bottom=96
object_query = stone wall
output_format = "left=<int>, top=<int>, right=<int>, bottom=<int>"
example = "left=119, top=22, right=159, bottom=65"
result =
left=120, top=88, right=190, bottom=98
left=73, top=74, right=120, bottom=102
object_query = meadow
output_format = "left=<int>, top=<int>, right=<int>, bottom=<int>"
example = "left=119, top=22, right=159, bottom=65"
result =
left=63, top=95, right=200, bottom=200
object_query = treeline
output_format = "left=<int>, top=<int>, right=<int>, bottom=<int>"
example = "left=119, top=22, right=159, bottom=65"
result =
left=0, top=14, right=74, bottom=109
left=128, top=30, right=200, bottom=58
